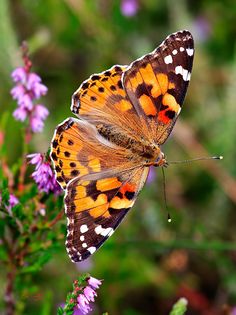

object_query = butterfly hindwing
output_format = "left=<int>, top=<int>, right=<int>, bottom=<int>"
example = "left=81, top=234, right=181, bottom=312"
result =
left=123, top=30, right=194, bottom=144
left=64, top=167, right=149, bottom=262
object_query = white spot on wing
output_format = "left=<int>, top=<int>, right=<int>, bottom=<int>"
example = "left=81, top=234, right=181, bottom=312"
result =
left=87, top=246, right=96, bottom=254
left=175, top=66, right=190, bottom=81
left=186, top=48, right=194, bottom=56
left=180, top=47, right=185, bottom=52
left=82, top=243, right=87, bottom=248
left=80, top=224, right=88, bottom=233
left=164, top=55, right=173, bottom=64
left=172, top=49, right=178, bottom=55
left=80, top=235, right=85, bottom=241
left=95, top=225, right=114, bottom=237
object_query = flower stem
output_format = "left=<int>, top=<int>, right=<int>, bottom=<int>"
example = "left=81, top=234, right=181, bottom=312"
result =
left=18, top=125, right=32, bottom=192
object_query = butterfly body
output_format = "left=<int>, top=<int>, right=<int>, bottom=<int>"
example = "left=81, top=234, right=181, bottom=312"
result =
left=51, top=30, right=194, bottom=262
left=95, top=122, right=162, bottom=161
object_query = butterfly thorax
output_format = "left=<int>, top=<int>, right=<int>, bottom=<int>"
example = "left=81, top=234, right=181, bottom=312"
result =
left=96, top=123, right=161, bottom=161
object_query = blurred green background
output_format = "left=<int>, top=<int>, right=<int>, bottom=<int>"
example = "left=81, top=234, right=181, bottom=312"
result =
left=1, top=0, right=236, bottom=314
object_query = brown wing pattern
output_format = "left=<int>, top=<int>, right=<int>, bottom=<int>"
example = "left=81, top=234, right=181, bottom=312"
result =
left=65, top=167, right=149, bottom=262
left=123, top=30, right=194, bottom=144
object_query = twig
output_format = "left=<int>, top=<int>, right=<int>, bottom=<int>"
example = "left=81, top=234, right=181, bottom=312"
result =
left=47, top=209, right=64, bottom=228
left=4, top=270, right=16, bottom=315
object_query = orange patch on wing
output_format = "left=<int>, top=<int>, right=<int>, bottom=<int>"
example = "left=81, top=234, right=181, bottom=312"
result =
left=75, top=194, right=108, bottom=212
left=168, top=82, right=175, bottom=90
left=89, top=203, right=110, bottom=218
left=156, top=73, right=168, bottom=94
left=110, top=196, right=134, bottom=209
left=162, top=93, right=179, bottom=113
left=120, top=183, right=136, bottom=195
left=96, top=177, right=122, bottom=191
left=139, top=95, right=157, bottom=116
left=128, top=71, right=144, bottom=88
left=158, top=111, right=171, bottom=124
left=88, top=156, right=101, bottom=172
left=140, top=64, right=160, bottom=95
left=76, top=186, right=87, bottom=198
left=115, top=99, right=133, bottom=111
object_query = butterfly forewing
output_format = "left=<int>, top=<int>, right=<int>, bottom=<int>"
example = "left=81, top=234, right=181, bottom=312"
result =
left=123, top=30, right=194, bottom=144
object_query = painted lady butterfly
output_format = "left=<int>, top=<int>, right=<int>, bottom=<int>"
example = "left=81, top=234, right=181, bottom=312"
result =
left=50, top=30, right=194, bottom=262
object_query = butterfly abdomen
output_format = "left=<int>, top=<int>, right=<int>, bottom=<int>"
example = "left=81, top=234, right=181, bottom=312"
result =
left=96, top=123, right=160, bottom=161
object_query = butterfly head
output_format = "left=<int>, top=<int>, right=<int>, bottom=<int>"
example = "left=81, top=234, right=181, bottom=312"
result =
left=154, top=151, right=167, bottom=167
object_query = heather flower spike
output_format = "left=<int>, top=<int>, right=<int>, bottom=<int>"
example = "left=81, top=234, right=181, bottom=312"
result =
left=11, top=41, right=49, bottom=133
left=59, top=275, right=102, bottom=315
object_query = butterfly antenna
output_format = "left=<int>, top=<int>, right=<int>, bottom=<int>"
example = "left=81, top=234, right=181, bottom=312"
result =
left=168, top=155, right=223, bottom=165
left=161, top=167, right=171, bottom=223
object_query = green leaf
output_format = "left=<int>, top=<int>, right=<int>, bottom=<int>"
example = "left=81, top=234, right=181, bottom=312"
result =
left=57, top=307, right=64, bottom=315
left=169, top=298, right=188, bottom=315
left=1, top=186, right=9, bottom=204
left=12, top=203, right=26, bottom=220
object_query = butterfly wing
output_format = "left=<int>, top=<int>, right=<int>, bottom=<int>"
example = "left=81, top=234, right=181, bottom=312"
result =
left=123, top=30, right=194, bottom=144
left=65, top=167, right=149, bottom=262
left=71, top=65, right=150, bottom=140
left=50, top=117, right=135, bottom=189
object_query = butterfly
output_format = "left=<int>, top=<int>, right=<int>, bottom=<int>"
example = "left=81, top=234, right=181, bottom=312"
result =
left=50, top=30, right=194, bottom=262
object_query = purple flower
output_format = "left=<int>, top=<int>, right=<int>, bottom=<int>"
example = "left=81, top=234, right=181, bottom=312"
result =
left=11, top=67, right=26, bottom=83
left=18, top=93, right=33, bottom=110
left=121, top=0, right=139, bottom=17
left=232, top=307, right=236, bottom=315
left=73, top=308, right=87, bottom=315
left=13, top=107, right=28, bottom=121
left=9, top=194, right=19, bottom=208
left=27, top=153, right=62, bottom=194
left=147, top=166, right=156, bottom=185
left=77, top=294, right=89, bottom=308
left=0, top=193, right=19, bottom=211
left=11, top=85, right=25, bottom=100
left=83, top=287, right=97, bottom=302
left=28, top=153, right=43, bottom=169
left=77, top=294, right=92, bottom=314
left=191, top=16, right=212, bottom=43
left=75, top=276, right=102, bottom=313
left=30, top=105, right=49, bottom=132
left=11, top=44, right=49, bottom=133
left=87, top=277, right=102, bottom=290
left=76, top=258, right=93, bottom=272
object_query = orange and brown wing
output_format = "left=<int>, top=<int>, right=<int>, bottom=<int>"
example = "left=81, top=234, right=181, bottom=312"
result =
left=50, top=117, right=133, bottom=189
left=64, top=167, right=149, bottom=262
left=123, top=30, right=194, bottom=144
left=70, top=65, right=147, bottom=137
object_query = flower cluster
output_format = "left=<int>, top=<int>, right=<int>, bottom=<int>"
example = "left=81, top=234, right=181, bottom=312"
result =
left=121, top=0, right=139, bottom=17
left=27, top=153, right=61, bottom=195
left=60, top=276, right=102, bottom=315
left=76, top=276, right=102, bottom=314
left=11, top=43, right=48, bottom=132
